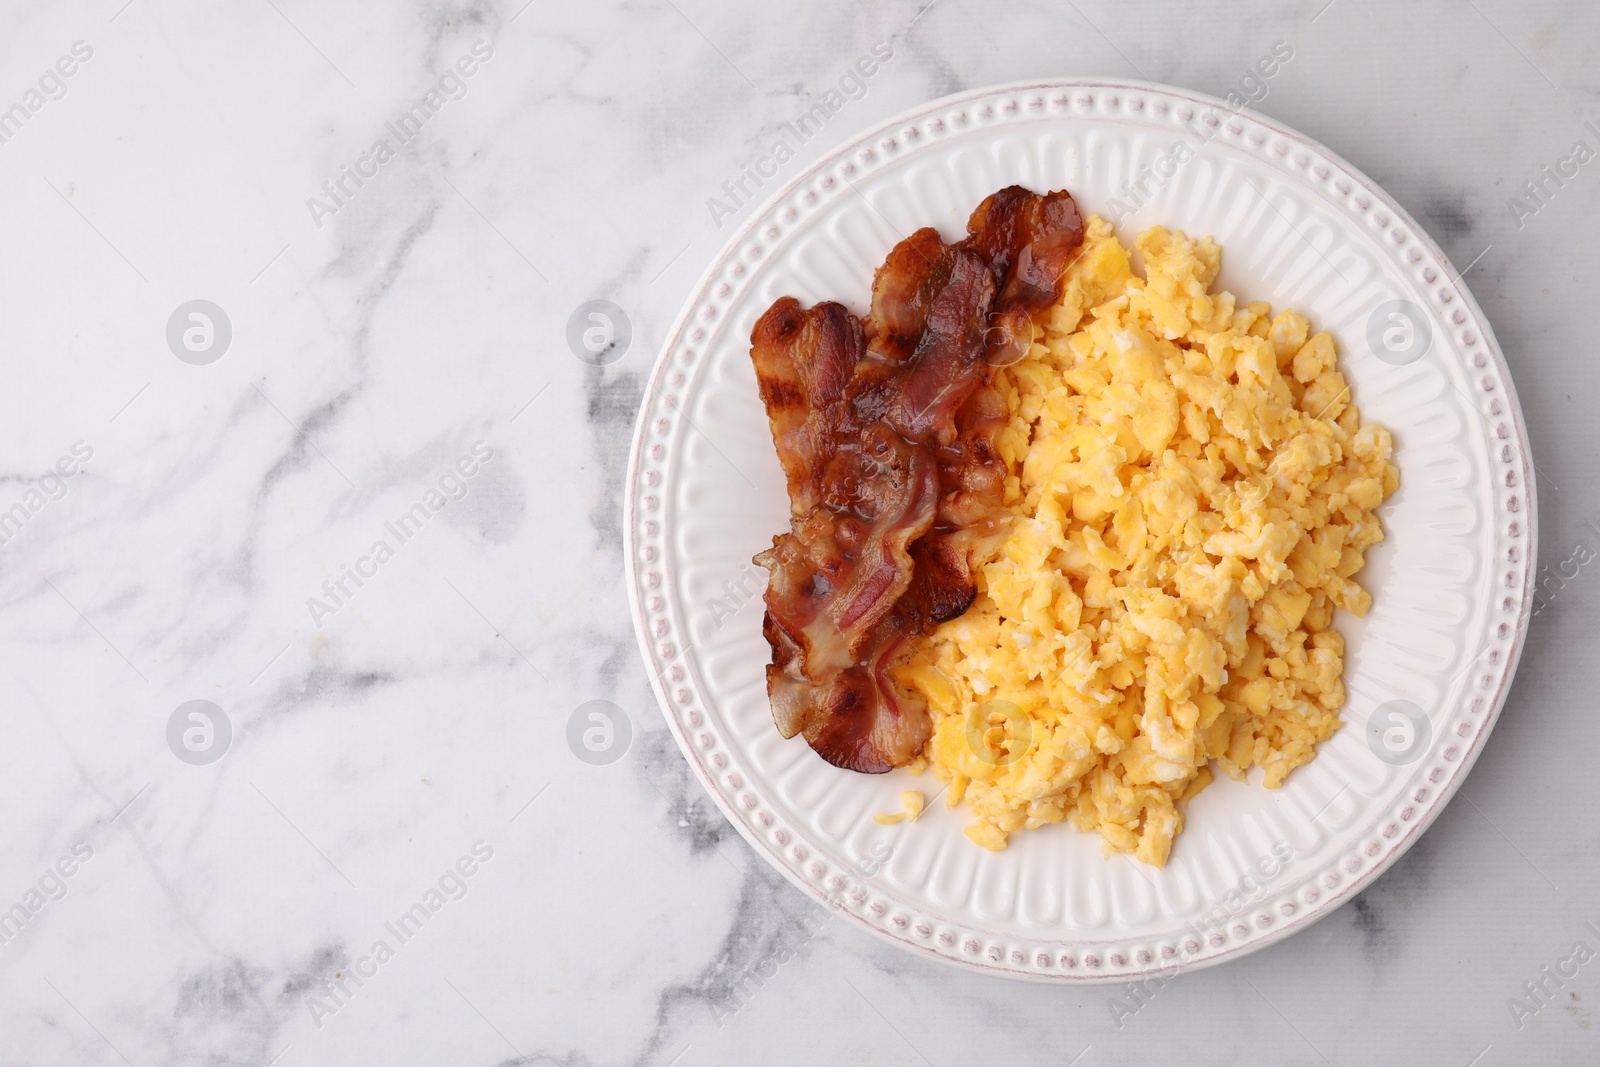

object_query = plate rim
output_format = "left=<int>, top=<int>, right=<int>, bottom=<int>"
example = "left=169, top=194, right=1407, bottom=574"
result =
left=623, top=77, right=1538, bottom=983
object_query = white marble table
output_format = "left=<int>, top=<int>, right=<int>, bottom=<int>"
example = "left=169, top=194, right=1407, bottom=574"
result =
left=0, top=1, right=1594, bottom=1064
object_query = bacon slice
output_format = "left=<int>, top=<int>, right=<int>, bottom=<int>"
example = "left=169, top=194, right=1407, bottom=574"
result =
left=749, top=186, right=1086, bottom=773
left=967, top=186, right=1086, bottom=313
left=804, top=627, right=930, bottom=772
left=866, top=226, right=950, bottom=364
left=750, top=298, right=862, bottom=516
left=889, top=247, right=996, bottom=441
left=756, top=428, right=938, bottom=679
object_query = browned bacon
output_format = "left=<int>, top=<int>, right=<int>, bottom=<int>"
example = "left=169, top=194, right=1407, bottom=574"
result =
left=749, top=297, right=862, bottom=515
left=889, top=247, right=995, bottom=441
left=967, top=187, right=1086, bottom=313
left=749, top=185, right=1086, bottom=773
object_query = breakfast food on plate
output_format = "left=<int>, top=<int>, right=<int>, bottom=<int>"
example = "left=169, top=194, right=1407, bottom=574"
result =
left=748, top=186, right=1086, bottom=772
left=872, top=791, right=926, bottom=825
left=903, top=214, right=1401, bottom=866
left=749, top=186, right=1398, bottom=866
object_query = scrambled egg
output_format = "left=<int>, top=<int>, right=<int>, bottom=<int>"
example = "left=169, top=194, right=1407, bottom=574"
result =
left=873, top=791, right=927, bottom=825
left=900, top=216, right=1399, bottom=867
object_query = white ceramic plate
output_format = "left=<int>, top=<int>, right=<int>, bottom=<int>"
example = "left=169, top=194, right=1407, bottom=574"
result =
left=624, top=80, right=1535, bottom=983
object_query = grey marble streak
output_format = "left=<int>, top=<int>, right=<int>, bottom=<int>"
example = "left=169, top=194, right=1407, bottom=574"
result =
left=0, top=0, right=1595, bottom=1064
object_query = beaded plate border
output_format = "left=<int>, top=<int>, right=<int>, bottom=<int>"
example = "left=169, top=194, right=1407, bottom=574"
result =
left=623, top=79, right=1536, bottom=982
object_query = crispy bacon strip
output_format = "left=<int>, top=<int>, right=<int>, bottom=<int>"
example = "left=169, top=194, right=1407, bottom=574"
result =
left=756, top=427, right=938, bottom=679
left=749, top=185, right=1086, bottom=772
left=889, top=247, right=995, bottom=441
left=749, top=298, right=861, bottom=515
left=866, top=226, right=950, bottom=364
left=967, top=187, right=1086, bottom=313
